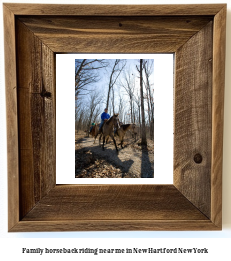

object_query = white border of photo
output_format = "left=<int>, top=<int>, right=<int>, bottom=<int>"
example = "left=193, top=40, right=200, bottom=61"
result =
left=56, top=53, right=173, bottom=184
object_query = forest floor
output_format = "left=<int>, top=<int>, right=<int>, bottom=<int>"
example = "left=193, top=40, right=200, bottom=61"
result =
left=75, top=131, right=154, bottom=178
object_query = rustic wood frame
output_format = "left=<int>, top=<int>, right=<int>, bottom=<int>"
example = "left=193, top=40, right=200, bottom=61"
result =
left=4, top=4, right=226, bottom=232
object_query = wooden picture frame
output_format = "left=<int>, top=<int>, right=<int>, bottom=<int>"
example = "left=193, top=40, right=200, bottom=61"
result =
left=4, top=3, right=226, bottom=231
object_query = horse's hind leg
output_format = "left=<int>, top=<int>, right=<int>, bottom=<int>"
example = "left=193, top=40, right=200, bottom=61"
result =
left=110, top=134, right=118, bottom=153
left=94, top=132, right=99, bottom=144
left=102, top=136, right=105, bottom=151
left=99, top=134, right=102, bottom=146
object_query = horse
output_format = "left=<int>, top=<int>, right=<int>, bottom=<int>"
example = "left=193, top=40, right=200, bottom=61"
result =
left=115, top=123, right=137, bottom=148
left=89, top=124, right=99, bottom=144
left=98, top=113, right=119, bottom=153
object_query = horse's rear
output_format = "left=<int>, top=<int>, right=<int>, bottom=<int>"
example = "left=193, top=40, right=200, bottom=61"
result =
left=116, top=123, right=137, bottom=148
left=101, top=114, right=119, bottom=153
left=89, top=125, right=95, bottom=137
left=93, top=124, right=99, bottom=144
left=89, top=127, right=93, bottom=137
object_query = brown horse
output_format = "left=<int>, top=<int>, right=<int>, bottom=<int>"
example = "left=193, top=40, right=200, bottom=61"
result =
left=115, top=123, right=137, bottom=148
left=89, top=124, right=99, bottom=144
left=98, top=113, right=119, bottom=153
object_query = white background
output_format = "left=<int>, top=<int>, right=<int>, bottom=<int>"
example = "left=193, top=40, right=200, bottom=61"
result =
left=0, top=0, right=231, bottom=260
left=56, top=53, right=174, bottom=184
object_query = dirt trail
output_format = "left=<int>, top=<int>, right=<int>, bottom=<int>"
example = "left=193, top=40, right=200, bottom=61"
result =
left=75, top=133, right=154, bottom=178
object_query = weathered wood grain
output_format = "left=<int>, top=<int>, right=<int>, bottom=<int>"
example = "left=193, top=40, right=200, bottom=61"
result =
left=3, top=4, right=19, bottom=231
left=11, top=220, right=219, bottom=232
left=13, top=185, right=219, bottom=231
left=4, top=3, right=226, bottom=231
left=40, top=44, right=56, bottom=198
left=174, top=22, right=213, bottom=218
left=211, top=5, right=226, bottom=228
left=18, top=16, right=213, bottom=34
left=18, top=16, right=213, bottom=53
left=4, top=3, right=225, bottom=16
left=16, top=19, right=56, bottom=218
left=22, top=185, right=207, bottom=221
left=16, top=20, right=38, bottom=218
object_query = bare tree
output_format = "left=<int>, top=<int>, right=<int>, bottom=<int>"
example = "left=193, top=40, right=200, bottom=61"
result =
left=111, top=87, right=115, bottom=114
left=144, top=60, right=154, bottom=140
left=75, top=59, right=108, bottom=100
left=118, top=93, right=125, bottom=123
left=75, top=59, right=108, bottom=132
left=137, top=59, right=147, bottom=146
left=120, top=68, right=135, bottom=123
left=93, top=106, right=101, bottom=124
left=86, top=90, right=103, bottom=136
left=106, top=59, right=126, bottom=110
left=133, top=88, right=141, bottom=130
left=75, top=105, right=85, bottom=132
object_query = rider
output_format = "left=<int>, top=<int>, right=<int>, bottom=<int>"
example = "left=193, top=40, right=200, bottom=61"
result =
left=89, top=122, right=95, bottom=133
left=99, top=108, right=110, bottom=133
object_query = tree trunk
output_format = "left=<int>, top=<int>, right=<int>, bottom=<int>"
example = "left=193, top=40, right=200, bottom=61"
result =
left=138, top=105, right=141, bottom=138
left=130, top=98, right=133, bottom=123
left=112, top=88, right=115, bottom=114
left=144, top=60, right=154, bottom=140
left=140, top=59, right=147, bottom=145
left=87, top=110, right=94, bottom=137
left=106, top=59, right=125, bottom=109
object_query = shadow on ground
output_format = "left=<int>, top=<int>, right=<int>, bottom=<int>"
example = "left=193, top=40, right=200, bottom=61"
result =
left=141, top=145, right=154, bottom=178
left=75, top=136, right=153, bottom=178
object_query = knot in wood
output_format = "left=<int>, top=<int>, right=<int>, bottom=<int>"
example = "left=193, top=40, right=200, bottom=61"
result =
left=40, top=90, right=52, bottom=99
left=194, top=153, right=203, bottom=164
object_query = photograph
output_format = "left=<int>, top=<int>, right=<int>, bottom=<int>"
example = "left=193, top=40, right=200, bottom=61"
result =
left=56, top=54, right=174, bottom=184
left=75, top=58, right=154, bottom=179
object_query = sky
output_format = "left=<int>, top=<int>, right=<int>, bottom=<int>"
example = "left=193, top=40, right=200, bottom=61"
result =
left=75, top=58, right=154, bottom=124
